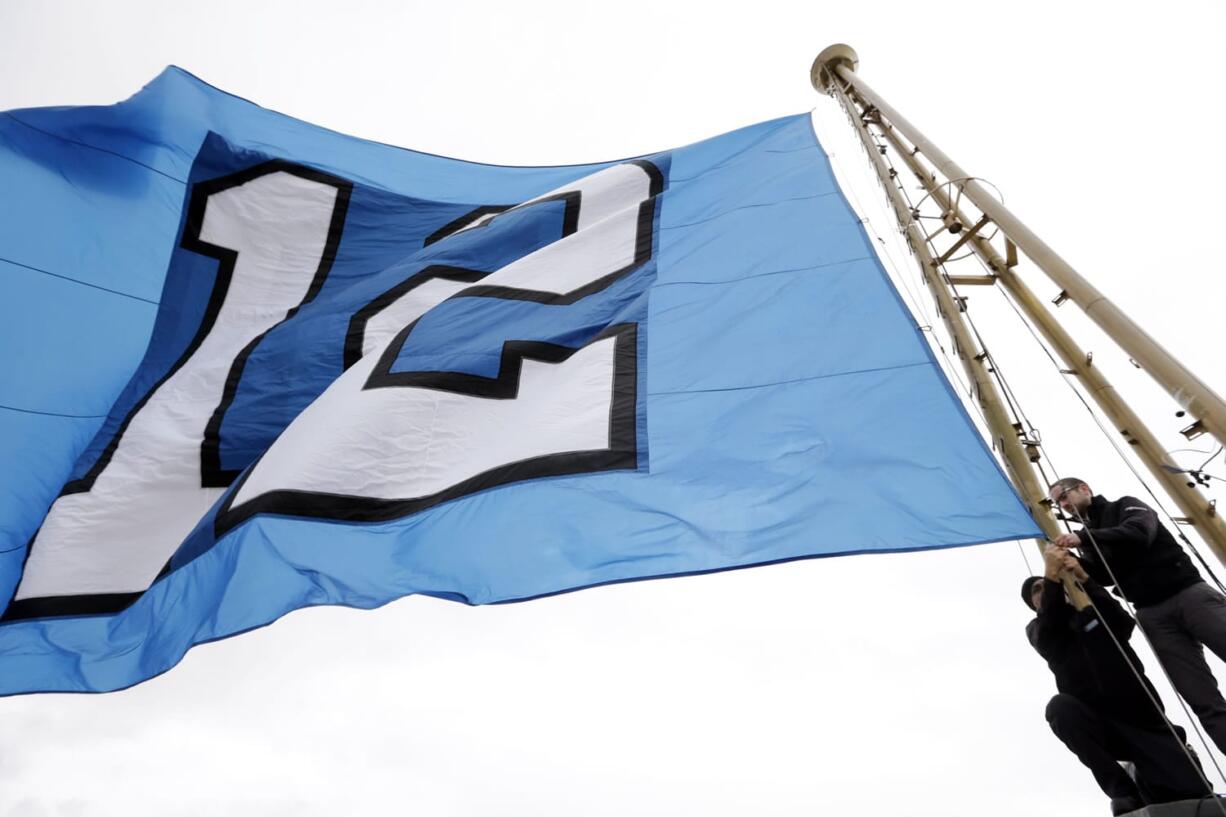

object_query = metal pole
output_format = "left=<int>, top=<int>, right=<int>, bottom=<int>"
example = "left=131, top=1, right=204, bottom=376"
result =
left=811, top=44, right=1226, bottom=450
left=828, top=80, right=1089, bottom=607
left=871, top=120, right=1226, bottom=566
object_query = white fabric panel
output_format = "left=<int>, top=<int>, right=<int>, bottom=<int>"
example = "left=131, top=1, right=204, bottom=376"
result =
left=478, top=163, right=652, bottom=295
left=237, top=163, right=655, bottom=512
left=480, top=204, right=638, bottom=295
left=454, top=162, right=652, bottom=236
left=361, top=277, right=471, bottom=359
left=356, top=163, right=654, bottom=358
left=16, top=172, right=340, bottom=598
left=232, top=335, right=618, bottom=505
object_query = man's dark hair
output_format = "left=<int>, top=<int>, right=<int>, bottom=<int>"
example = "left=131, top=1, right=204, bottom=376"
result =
left=1050, top=476, right=1088, bottom=494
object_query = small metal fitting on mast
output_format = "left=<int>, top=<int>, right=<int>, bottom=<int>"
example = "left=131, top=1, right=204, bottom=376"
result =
left=810, top=44, right=859, bottom=95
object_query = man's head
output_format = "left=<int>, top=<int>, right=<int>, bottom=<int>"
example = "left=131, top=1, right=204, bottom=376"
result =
left=1048, top=477, right=1092, bottom=517
left=1022, top=576, right=1045, bottom=612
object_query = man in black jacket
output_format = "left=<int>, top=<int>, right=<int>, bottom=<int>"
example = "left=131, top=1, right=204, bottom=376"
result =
left=1050, top=477, right=1226, bottom=753
left=1025, top=545, right=1205, bottom=814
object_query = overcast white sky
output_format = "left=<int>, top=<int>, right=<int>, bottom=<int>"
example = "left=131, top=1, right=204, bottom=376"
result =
left=2, top=2, right=1225, bottom=815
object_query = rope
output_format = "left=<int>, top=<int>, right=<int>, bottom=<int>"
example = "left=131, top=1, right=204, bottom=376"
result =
left=988, top=279, right=1226, bottom=596
left=903, top=145, right=1226, bottom=598
left=1017, top=540, right=1037, bottom=576
left=839, top=86, right=1226, bottom=809
left=813, top=100, right=934, bottom=327
left=820, top=99, right=1049, bottom=603
left=859, top=117, right=1058, bottom=473
left=1061, top=507, right=1226, bottom=809
left=812, top=99, right=989, bottom=429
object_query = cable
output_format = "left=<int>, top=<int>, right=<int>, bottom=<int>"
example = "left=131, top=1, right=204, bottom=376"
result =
left=1060, top=503, right=1226, bottom=805
left=866, top=120, right=1052, bottom=479
left=872, top=131, right=1216, bottom=794
left=1073, top=576, right=1226, bottom=813
left=1017, top=540, right=1037, bottom=576
left=887, top=111, right=1226, bottom=794
left=990, top=280, right=1226, bottom=595
left=866, top=120, right=1068, bottom=495
left=845, top=86, right=1226, bottom=808
left=860, top=121, right=1032, bottom=433
left=1166, top=447, right=1226, bottom=488
left=813, top=100, right=989, bottom=428
left=814, top=101, right=935, bottom=328
left=1037, top=536, right=1226, bottom=805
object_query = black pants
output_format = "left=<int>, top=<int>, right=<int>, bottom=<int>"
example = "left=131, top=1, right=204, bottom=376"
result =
left=1046, top=694, right=1206, bottom=804
left=1138, top=582, right=1226, bottom=755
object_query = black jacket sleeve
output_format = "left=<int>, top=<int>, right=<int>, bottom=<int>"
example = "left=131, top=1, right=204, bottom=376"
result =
left=1076, top=496, right=1159, bottom=551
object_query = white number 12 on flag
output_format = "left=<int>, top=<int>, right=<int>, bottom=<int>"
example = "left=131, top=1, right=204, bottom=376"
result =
left=7, top=159, right=660, bottom=618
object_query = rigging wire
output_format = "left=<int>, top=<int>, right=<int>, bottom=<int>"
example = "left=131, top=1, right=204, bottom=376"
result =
left=1016, top=540, right=1037, bottom=576
left=815, top=98, right=941, bottom=332
left=909, top=161, right=1226, bottom=595
left=933, top=185, right=1226, bottom=792
left=811, top=102, right=988, bottom=428
left=856, top=129, right=1052, bottom=590
left=828, top=87, right=1221, bottom=799
left=976, top=278, right=1226, bottom=793
left=987, top=278, right=1226, bottom=595
left=866, top=120, right=1058, bottom=487
left=882, top=150, right=1052, bottom=471
left=957, top=260, right=1226, bottom=803
left=1165, top=446, right=1226, bottom=488
left=812, top=102, right=934, bottom=327
left=1062, top=509, right=1226, bottom=807
left=844, top=88, right=1226, bottom=806
left=861, top=119, right=1061, bottom=469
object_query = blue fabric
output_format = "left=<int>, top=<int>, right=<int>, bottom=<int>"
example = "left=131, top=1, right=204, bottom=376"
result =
left=0, top=67, right=1039, bottom=694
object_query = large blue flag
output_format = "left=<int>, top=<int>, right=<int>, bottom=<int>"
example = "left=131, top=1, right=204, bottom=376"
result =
left=0, top=68, right=1039, bottom=693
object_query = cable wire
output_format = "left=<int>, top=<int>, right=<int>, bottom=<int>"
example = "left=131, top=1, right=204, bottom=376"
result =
left=989, top=280, right=1226, bottom=596
left=845, top=87, right=1226, bottom=808
left=1061, top=506, right=1226, bottom=807
left=812, top=100, right=988, bottom=429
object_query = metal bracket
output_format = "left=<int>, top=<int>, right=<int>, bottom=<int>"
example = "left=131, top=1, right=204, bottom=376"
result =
left=1180, top=419, right=1207, bottom=441
left=1005, top=239, right=1018, bottom=269
left=946, top=275, right=997, bottom=286
left=935, top=215, right=992, bottom=265
left=1052, top=290, right=1070, bottom=307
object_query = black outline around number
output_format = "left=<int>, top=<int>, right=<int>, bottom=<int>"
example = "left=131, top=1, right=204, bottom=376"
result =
left=3, top=161, right=352, bottom=623
left=3, top=156, right=665, bottom=623
left=341, top=191, right=582, bottom=370
left=61, top=160, right=353, bottom=494
left=214, top=159, right=664, bottom=535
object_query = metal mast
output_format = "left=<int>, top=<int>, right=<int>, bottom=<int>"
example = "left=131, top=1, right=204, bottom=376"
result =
left=811, top=44, right=1226, bottom=570
left=812, top=44, right=1226, bottom=450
